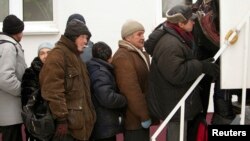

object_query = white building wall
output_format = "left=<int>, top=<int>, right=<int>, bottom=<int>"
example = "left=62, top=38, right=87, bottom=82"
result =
left=220, top=0, right=250, bottom=89
left=21, top=0, right=159, bottom=66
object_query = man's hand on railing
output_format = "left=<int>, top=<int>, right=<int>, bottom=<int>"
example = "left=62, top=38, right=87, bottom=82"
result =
left=141, top=119, right=152, bottom=128
left=201, top=58, right=220, bottom=78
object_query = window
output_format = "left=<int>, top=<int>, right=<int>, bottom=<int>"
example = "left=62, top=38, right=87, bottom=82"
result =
left=156, top=0, right=196, bottom=24
left=23, top=0, right=53, bottom=21
left=0, top=0, right=9, bottom=22
left=0, top=0, right=59, bottom=35
left=162, top=0, right=194, bottom=17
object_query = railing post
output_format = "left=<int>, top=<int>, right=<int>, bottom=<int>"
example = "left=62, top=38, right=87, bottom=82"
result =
left=240, top=15, right=250, bottom=124
left=179, top=104, right=185, bottom=141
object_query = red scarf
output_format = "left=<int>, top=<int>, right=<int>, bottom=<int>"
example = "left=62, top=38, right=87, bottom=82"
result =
left=166, top=22, right=194, bottom=48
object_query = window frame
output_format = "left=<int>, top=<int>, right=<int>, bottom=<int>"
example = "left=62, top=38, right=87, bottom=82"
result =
left=157, top=0, right=197, bottom=24
left=0, top=0, right=59, bottom=35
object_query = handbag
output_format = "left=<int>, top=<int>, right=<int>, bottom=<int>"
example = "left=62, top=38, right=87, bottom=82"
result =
left=21, top=89, right=55, bottom=141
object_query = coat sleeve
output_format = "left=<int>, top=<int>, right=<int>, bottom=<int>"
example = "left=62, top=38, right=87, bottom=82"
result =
left=39, top=52, right=68, bottom=120
left=91, top=68, right=127, bottom=109
left=21, top=68, right=38, bottom=106
left=0, top=45, right=21, bottom=96
left=157, top=38, right=203, bottom=85
left=112, top=53, right=150, bottom=121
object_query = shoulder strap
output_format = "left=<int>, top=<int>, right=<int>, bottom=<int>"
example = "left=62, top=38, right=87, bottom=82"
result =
left=0, top=40, right=18, bottom=56
left=23, top=89, right=41, bottom=109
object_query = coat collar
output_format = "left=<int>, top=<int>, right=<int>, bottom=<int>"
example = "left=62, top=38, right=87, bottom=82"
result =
left=118, top=40, right=150, bottom=70
left=57, top=35, right=80, bottom=56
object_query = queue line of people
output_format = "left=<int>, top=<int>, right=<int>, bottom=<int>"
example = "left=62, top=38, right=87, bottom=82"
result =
left=0, top=1, right=236, bottom=141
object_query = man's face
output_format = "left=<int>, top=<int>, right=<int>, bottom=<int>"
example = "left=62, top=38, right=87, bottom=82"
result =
left=125, top=30, right=145, bottom=49
left=14, top=32, right=23, bottom=42
left=179, top=19, right=195, bottom=32
left=75, top=34, right=89, bottom=53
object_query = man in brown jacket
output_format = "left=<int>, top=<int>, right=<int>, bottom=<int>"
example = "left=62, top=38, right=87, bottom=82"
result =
left=39, top=19, right=96, bottom=141
left=112, top=20, right=151, bottom=141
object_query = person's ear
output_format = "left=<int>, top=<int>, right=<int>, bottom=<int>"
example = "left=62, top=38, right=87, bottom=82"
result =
left=178, top=22, right=184, bottom=28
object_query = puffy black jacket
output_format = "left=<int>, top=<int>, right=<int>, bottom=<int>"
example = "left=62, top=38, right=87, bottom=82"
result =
left=87, top=58, right=127, bottom=139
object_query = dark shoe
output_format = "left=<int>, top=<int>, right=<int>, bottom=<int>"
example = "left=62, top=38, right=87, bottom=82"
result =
left=212, top=97, right=236, bottom=124
left=211, top=113, right=234, bottom=124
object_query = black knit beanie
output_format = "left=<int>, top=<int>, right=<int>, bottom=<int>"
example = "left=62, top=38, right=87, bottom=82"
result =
left=64, top=19, right=91, bottom=41
left=66, top=13, right=86, bottom=25
left=2, top=14, right=24, bottom=35
left=92, top=41, right=112, bottom=61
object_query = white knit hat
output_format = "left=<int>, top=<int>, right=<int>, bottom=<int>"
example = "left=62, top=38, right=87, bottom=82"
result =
left=121, top=20, right=145, bottom=38
left=38, top=42, right=54, bottom=55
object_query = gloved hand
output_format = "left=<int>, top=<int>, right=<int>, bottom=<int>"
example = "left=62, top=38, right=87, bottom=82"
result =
left=54, top=120, right=68, bottom=139
left=141, top=119, right=152, bottom=128
left=201, top=58, right=220, bottom=78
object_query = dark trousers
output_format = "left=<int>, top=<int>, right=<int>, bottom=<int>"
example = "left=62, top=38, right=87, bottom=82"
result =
left=166, top=121, right=187, bottom=141
left=0, top=124, right=22, bottom=141
left=124, top=128, right=149, bottom=141
left=52, top=134, right=89, bottom=141
left=94, top=136, right=116, bottom=141
left=199, top=75, right=213, bottom=114
left=25, top=128, right=42, bottom=141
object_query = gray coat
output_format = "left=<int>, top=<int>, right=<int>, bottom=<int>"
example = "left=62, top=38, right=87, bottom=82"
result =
left=0, top=34, right=27, bottom=125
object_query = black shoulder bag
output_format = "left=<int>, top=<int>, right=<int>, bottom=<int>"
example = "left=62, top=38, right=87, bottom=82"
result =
left=21, top=89, right=55, bottom=141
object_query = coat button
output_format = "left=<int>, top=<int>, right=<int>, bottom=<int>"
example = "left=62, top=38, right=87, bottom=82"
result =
left=79, top=106, right=82, bottom=109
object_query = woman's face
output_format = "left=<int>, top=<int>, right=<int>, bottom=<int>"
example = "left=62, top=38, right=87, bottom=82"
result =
left=39, top=48, right=52, bottom=63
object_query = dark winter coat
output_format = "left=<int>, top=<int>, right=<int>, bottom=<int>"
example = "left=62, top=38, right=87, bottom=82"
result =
left=146, top=25, right=203, bottom=121
left=39, top=35, right=96, bottom=140
left=21, top=57, right=43, bottom=107
left=87, top=58, right=127, bottom=140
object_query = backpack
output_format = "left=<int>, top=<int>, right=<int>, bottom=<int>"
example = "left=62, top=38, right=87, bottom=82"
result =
left=187, top=113, right=208, bottom=141
left=21, top=89, right=55, bottom=141
left=144, top=23, right=166, bottom=56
